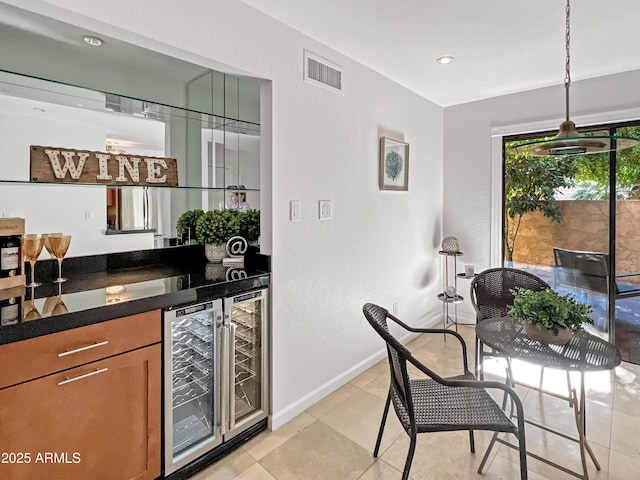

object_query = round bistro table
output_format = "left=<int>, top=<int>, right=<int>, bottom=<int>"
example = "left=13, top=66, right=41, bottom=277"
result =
left=475, top=317, right=621, bottom=480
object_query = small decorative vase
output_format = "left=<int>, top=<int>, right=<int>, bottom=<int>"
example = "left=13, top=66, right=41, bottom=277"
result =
left=524, top=323, right=573, bottom=345
left=204, top=243, right=227, bottom=263
left=441, top=236, right=460, bottom=253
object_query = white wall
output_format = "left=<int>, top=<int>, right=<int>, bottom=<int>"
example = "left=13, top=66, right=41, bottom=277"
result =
left=18, top=0, right=446, bottom=428
left=443, top=69, right=640, bottom=322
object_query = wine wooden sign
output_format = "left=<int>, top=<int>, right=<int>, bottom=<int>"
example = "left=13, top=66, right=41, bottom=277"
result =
left=30, top=145, right=178, bottom=187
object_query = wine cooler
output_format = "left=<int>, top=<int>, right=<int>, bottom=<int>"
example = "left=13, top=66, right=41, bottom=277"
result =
left=163, top=288, right=268, bottom=475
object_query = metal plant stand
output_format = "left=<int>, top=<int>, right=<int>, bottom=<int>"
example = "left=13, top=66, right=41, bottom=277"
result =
left=437, top=250, right=464, bottom=331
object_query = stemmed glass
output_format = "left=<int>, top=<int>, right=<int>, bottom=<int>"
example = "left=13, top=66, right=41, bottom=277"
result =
left=52, top=295, right=69, bottom=316
left=23, top=286, right=41, bottom=321
left=42, top=283, right=68, bottom=316
left=22, top=234, right=44, bottom=287
left=49, top=235, right=71, bottom=283
left=42, top=233, right=63, bottom=260
left=23, top=300, right=42, bottom=321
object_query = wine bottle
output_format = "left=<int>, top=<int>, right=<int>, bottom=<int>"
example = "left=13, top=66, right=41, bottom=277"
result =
left=0, top=235, right=21, bottom=278
left=0, top=296, right=20, bottom=325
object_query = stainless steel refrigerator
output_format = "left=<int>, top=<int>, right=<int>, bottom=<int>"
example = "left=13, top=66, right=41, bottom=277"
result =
left=163, top=288, right=269, bottom=475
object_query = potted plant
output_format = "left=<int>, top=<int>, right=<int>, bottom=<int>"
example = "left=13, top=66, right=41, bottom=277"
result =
left=176, top=209, right=204, bottom=245
left=195, top=210, right=241, bottom=262
left=238, top=209, right=260, bottom=245
left=509, top=287, right=593, bottom=345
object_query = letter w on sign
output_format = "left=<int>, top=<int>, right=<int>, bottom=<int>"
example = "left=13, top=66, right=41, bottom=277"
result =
left=30, top=145, right=178, bottom=186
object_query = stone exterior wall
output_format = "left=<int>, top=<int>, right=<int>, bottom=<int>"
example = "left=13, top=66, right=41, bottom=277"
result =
left=512, top=200, right=640, bottom=277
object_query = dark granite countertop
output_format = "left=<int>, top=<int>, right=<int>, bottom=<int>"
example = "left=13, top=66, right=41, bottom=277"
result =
left=0, top=245, right=270, bottom=346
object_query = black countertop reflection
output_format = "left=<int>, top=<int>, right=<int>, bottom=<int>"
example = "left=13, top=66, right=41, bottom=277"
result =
left=0, top=245, right=270, bottom=346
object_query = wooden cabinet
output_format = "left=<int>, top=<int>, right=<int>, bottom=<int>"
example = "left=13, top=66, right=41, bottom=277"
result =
left=0, top=312, right=161, bottom=480
left=0, top=310, right=160, bottom=390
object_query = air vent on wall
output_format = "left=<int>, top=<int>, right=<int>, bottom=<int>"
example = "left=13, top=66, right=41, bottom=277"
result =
left=105, top=93, right=121, bottom=112
left=304, top=50, right=343, bottom=94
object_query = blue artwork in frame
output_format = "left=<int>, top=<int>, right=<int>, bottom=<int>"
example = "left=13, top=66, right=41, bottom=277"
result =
left=379, top=137, right=409, bottom=191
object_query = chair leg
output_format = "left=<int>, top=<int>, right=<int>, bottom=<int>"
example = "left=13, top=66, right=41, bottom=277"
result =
left=475, top=337, right=481, bottom=378
left=477, top=431, right=500, bottom=474
left=469, top=430, right=475, bottom=453
left=506, top=357, right=514, bottom=387
left=402, top=431, right=417, bottom=480
left=538, top=366, right=545, bottom=389
left=374, top=391, right=391, bottom=457
left=517, top=429, right=528, bottom=480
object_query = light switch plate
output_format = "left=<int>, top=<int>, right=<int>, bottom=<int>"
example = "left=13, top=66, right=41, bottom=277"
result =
left=318, top=200, right=332, bottom=220
left=290, top=200, right=301, bottom=221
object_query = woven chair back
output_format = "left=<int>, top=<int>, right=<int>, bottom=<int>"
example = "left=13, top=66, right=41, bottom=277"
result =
left=363, top=303, right=415, bottom=427
left=470, top=268, right=550, bottom=322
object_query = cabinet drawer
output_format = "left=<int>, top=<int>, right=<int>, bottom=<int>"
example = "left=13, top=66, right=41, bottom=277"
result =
left=0, top=310, right=160, bottom=390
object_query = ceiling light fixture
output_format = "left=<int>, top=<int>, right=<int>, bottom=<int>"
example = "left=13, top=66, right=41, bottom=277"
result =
left=512, top=0, right=638, bottom=157
left=83, top=35, right=104, bottom=47
left=435, top=56, right=454, bottom=65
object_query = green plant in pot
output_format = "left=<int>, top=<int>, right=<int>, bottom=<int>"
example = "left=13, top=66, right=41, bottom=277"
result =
left=195, top=210, right=241, bottom=262
left=238, top=209, right=260, bottom=244
left=176, top=209, right=204, bottom=245
left=509, top=287, right=593, bottom=345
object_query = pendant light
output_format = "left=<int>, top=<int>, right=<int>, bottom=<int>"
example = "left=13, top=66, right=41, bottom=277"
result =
left=512, top=0, right=638, bottom=157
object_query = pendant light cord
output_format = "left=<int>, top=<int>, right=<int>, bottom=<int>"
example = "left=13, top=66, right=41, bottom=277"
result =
left=565, top=0, right=571, bottom=123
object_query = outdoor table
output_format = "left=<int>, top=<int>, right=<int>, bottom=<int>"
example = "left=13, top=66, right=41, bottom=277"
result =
left=475, top=316, right=621, bottom=480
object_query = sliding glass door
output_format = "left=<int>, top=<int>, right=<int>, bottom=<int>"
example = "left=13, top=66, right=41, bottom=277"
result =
left=503, top=123, right=640, bottom=363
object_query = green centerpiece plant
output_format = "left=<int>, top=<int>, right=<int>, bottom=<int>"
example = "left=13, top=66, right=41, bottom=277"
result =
left=176, top=209, right=204, bottom=245
left=195, top=210, right=241, bottom=262
left=238, top=209, right=260, bottom=244
left=509, top=287, right=593, bottom=344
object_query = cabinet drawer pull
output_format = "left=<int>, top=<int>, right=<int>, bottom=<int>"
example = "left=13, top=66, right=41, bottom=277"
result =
left=57, top=367, right=109, bottom=386
left=58, top=340, right=109, bottom=357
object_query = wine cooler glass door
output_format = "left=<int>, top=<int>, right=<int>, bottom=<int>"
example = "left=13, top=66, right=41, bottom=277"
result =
left=164, top=299, right=222, bottom=475
left=225, top=288, right=268, bottom=438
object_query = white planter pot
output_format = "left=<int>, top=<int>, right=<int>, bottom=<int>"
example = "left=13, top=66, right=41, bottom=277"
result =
left=204, top=243, right=227, bottom=263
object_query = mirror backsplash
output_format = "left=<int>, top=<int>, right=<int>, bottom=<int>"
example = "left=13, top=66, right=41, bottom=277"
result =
left=0, top=69, right=261, bottom=258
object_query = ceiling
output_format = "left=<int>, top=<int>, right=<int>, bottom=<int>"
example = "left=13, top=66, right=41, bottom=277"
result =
left=240, top=0, right=640, bottom=107
left=0, top=2, right=208, bottom=87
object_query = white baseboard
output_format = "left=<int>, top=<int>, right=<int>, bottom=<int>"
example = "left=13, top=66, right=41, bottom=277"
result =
left=270, top=311, right=441, bottom=430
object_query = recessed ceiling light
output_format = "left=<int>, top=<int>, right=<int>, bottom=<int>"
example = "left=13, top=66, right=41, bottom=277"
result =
left=436, top=56, right=454, bottom=65
left=83, top=35, right=104, bottom=47
left=32, top=107, right=46, bottom=113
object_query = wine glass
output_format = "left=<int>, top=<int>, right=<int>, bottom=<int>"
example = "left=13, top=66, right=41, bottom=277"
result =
left=23, top=286, right=41, bottom=321
left=42, top=282, right=68, bottom=316
left=49, top=235, right=71, bottom=283
left=23, top=301, right=42, bottom=321
left=52, top=297, right=69, bottom=316
left=42, top=294, right=59, bottom=316
left=22, top=234, right=44, bottom=287
left=52, top=281, right=68, bottom=316
left=42, top=233, right=63, bottom=259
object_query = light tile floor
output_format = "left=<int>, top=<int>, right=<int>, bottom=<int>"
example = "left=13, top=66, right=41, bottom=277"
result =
left=190, top=326, right=640, bottom=480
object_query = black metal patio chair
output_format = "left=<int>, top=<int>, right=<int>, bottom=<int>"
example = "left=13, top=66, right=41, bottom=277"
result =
left=470, top=267, right=550, bottom=378
left=362, top=303, right=527, bottom=480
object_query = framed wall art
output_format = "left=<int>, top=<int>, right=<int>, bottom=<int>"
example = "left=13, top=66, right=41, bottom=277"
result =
left=379, top=137, right=409, bottom=191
